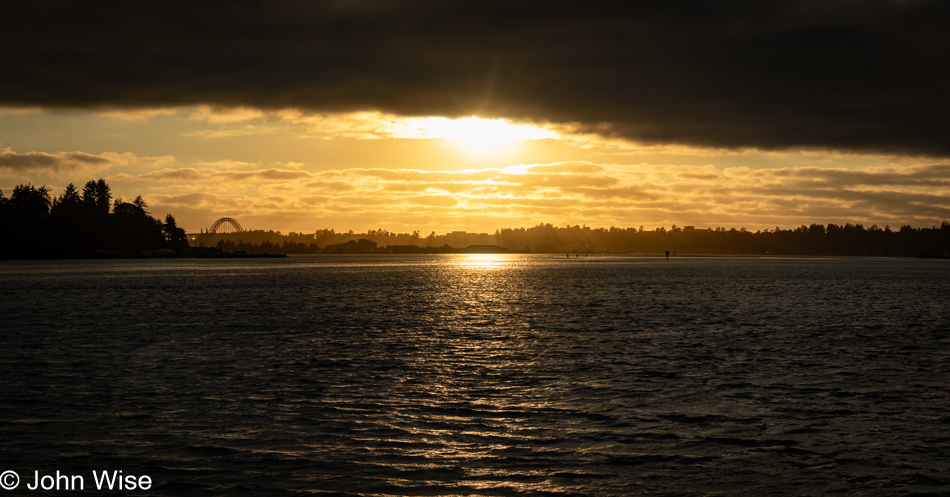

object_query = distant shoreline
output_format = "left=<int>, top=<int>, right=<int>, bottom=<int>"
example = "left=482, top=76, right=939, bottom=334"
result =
left=4, top=252, right=948, bottom=262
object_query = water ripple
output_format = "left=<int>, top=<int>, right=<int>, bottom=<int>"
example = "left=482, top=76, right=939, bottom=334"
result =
left=1, top=255, right=949, bottom=496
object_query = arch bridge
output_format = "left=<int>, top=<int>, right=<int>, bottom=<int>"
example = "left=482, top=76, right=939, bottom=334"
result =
left=186, top=217, right=246, bottom=240
left=208, top=217, right=245, bottom=234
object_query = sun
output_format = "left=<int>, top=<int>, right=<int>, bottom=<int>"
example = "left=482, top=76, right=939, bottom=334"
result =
left=398, top=116, right=556, bottom=154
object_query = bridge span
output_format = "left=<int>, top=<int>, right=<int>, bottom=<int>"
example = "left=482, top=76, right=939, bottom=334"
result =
left=186, top=217, right=246, bottom=240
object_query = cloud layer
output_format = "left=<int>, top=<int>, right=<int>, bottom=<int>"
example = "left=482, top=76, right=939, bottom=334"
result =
left=135, top=161, right=950, bottom=232
left=3, top=1, right=948, bottom=156
left=0, top=147, right=171, bottom=174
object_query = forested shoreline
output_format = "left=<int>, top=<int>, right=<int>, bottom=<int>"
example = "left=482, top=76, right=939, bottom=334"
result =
left=199, top=223, right=950, bottom=258
left=3, top=180, right=949, bottom=259
left=0, top=179, right=188, bottom=259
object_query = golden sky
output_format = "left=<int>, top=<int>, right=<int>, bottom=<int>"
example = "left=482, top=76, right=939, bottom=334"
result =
left=1, top=106, right=946, bottom=234
left=2, top=3, right=949, bottom=234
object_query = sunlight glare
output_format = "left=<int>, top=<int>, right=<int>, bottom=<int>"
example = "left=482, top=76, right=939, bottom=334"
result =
left=455, top=253, right=511, bottom=270
left=395, top=116, right=556, bottom=154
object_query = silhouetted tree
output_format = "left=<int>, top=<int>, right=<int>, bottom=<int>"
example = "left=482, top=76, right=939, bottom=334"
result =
left=0, top=178, right=193, bottom=258
left=163, top=214, right=189, bottom=250
left=108, top=196, right=163, bottom=253
left=50, top=183, right=83, bottom=218
left=9, top=184, right=51, bottom=220
left=133, top=195, right=148, bottom=214
left=82, top=178, right=111, bottom=216
left=112, top=197, right=148, bottom=217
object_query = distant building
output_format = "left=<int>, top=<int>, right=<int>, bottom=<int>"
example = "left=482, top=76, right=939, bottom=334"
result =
left=324, top=239, right=378, bottom=254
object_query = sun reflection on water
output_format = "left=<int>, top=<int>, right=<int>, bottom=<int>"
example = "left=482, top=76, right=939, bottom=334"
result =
left=394, top=253, right=565, bottom=494
left=452, top=253, right=512, bottom=270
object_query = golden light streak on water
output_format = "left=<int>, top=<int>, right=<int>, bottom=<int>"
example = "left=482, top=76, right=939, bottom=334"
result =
left=452, top=253, right=512, bottom=270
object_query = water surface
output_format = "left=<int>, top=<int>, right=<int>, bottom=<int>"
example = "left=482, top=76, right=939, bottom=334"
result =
left=1, top=255, right=948, bottom=495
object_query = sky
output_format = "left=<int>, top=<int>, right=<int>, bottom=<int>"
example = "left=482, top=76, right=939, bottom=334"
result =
left=2, top=1, right=949, bottom=234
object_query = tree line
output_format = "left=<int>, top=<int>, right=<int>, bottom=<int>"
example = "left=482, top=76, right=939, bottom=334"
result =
left=493, top=223, right=950, bottom=257
left=4, top=178, right=949, bottom=257
left=197, top=223, right=950, bottom=257
left=0, top=179, right=188, bottom=259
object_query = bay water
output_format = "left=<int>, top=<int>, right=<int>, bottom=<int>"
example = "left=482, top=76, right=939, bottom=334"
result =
left=1, top=255, right=948, bottom=496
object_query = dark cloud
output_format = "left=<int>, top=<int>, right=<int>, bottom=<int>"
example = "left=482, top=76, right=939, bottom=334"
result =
left=753, top=164, right=950, bottom=187
left=0, top=147, right=113, bottom=171
left=3, top=1, right=948, bottom=156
